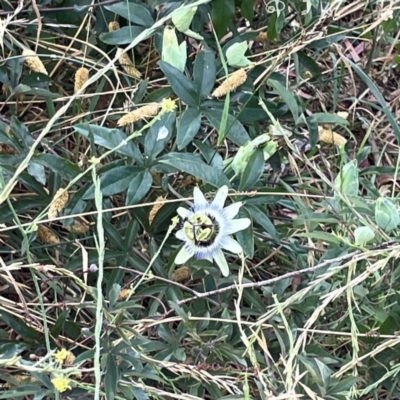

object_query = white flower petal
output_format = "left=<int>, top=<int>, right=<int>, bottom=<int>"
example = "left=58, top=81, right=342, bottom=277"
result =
left=175, top=247, right=193, bottom=264
left=223, top=202, right=242, bottom=220
left=221, top=236, right=243, bottom=254
left=175, top=229, right=186, bottom=241
left=212, top=186, right=228, bottom=210
left=225, top=218, right=251, bottom=234
left=213, top=249, right=230, bottom=277
left=177, top=207, right=191, bottom=219
left=193, top=187, right=208, bottom=209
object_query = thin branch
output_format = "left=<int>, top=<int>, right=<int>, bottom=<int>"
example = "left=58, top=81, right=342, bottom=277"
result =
left=176, top=241, right=396, bottom=306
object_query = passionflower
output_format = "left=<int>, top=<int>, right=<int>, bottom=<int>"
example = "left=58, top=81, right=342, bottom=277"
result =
left=175, top=186, right=251, bottom=277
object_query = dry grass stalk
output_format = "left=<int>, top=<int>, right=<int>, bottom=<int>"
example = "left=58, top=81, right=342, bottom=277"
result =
left=212, top=68, right=247, bottom=97
left=149, top=196, right=166, bottom=225
left=48, top=188, right=69, bottom=220
left=22, top=48, right=47, bottom=75
left=318, top=126, right=347, bottom=146
left=117, top=102, right=160, bottom=126
left=65, top=220, right=89, bottom=234
left=74, top=67, right=89, bottom=93
left=172, top=266, right=190, bottom=282
left=108, top=21, right=120, bottom=31
left=116, top=48, right=141, bottom=79
left=37, top=225, right=60, bottom=244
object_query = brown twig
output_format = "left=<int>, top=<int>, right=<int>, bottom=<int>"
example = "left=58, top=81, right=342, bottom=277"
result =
left=176, top=241, right=396, bottom=306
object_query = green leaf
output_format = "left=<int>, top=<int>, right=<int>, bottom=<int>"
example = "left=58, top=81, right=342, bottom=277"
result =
left=74, top=124, right=142, bottom=162
left=306, top=115, right=319, bottom=147
left=311, top=113, right=348, bottom=125
left=83, top=166, right=140, bottom=199
left=177, top=107, right=202, bottom=150
left=162, top=27, right=187, bottom=73
left=105, top=354, right=118, bottom=400
left=268, top=79, right=300, bottom=123
left=211, top=0, right=235, bottom=38
left=296, top=232, right=342, bottom=245
left=13, top=84, right=60, bottom=99
left=100, top=26, right=145, bottom=45
left=226, top=42, right=251, bottom=67
left=159, top=154, right=230, bottom=187
left=108, top=283, right=121, bottom=311
left=105, top=2, right=154, bottom=27
left=144, top=111, right=176, bottom=159
left=172, top=6, right=197, bottom=32
left=335, top=161, right=359, bottom=197
left=27, top=162, right=46, bottom=185
left=50, top=310, right=69, bottom=337
left=204, top=109, right=250, bottom=146
left=2, top=166, right=49, bottom=199
left=10, top=117, right=33, bottom=148
left=158, top=61, right=199, bottom=107
left=297, top=51, right=321, bottom=78
left=246, top=204, right=279, bottom=242
left=238, top=148, right=264, bottom=191
left=344, top=57, right=400, bottom=142
left=235, top=207, right=254, bottom=258
left=240, top=0, right=254, bottom=21
left=375, top=198, right=400, bottom=232
left=32, top=154, right=81, bottom=180
left=193, top=47, right=216, bottom=99
left=126, top=170, right=152, bottom=205
left=1, top=310, right=42, bottom=342
left=354, top=226, right=375, bottom=246
left=132, top=387, right=149, bottom=400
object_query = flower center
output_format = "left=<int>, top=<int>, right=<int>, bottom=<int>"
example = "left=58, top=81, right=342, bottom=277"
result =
left=183, top=212, right=217, bottom=246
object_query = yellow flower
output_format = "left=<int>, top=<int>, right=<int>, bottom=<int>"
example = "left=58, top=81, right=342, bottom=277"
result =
left=52, top=376, right=71, bottom=393
left=54, top=348, right=69, bottom=364
left=160, top=97, right=177, bottom=113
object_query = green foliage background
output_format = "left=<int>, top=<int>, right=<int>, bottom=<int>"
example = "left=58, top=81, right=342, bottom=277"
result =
left=0, top=0, right=400, bottom=399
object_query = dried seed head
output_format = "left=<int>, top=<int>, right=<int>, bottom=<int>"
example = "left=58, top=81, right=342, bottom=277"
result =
left=64, top=351, right=76, bottom=367
left=149, top=196, right=166, bottom=225
left=337, top=111, right=349, bottom=120
left=211, top=68, right=247, bottom=97
left=0, top=143, right=17, bottom=154
left=172, top=266, right=191, bottom=282
left=22, top=48, right=47, bottom=75
left=48, top=188, right=69, bottom=220
left=118, top=288, right=131, bottom=300
left=116, top=48, right=141, bottom=79
left=37, top=225, right=60, bottom=244
left=117, top=102, right=160, bottom=126
left=255, top=32, right=268, bottom=42
left=5, top=375, right=37, bottom=388
left=74, top=67, right=89, bottom=94
left=65, top=220, right=89, bottom=234
left=108, top=21, right=120, bottom=31
left=318, top=127, right=347, bottom=146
